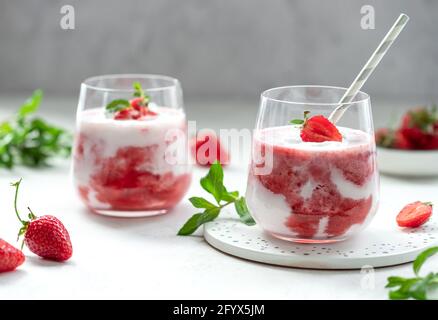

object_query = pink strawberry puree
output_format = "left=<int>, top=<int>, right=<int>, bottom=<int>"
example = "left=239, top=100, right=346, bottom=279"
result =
left=73, top=106, right=191, bottom=213
left=246, top=126, right=379, bottom=242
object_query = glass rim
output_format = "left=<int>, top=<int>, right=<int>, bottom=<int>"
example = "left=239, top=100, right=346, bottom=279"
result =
left=261, top=85, right=370, bottom=106
left=81, top=74, right=180, bottom=93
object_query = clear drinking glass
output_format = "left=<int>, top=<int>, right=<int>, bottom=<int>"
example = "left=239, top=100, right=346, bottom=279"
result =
left=73, top=74, right=191, bottom=217
left=246, top=86, right=379, bottom=243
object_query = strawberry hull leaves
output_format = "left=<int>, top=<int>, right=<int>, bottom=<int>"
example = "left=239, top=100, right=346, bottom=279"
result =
left=0, top=90, right=71, bottom=169
left=386, top=246, right=438, bottom=300
left=178, top=161, right=256, bottom=235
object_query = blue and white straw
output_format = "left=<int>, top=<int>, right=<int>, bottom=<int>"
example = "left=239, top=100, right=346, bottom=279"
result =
left=329, top=13, right=410, bottom=124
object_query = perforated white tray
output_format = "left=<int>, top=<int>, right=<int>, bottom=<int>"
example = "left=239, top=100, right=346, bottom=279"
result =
left=204, top=210, right=438, bottom=269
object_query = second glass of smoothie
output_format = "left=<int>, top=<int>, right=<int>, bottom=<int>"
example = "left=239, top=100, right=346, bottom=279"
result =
left=73, top=74, right=191, bottom=217
left=246, top=85, right=379, bottom=243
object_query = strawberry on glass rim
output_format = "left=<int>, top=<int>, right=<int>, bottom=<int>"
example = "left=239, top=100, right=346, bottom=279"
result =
left=106, top=82, right=157, bottom=120
left=290, top=111, right=343, bottom=142
left=11, top=179, right=73, bottom=262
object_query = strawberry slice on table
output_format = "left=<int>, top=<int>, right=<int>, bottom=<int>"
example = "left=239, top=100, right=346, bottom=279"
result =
left=11, top=179, right=73, bottom=262
left=0, top=239, right=25, bottom=273
left=396, top=201, right=433, bottom=228
left=291, top=112, right=342, bottom=143
left=191, top=130, right=230, bottom=166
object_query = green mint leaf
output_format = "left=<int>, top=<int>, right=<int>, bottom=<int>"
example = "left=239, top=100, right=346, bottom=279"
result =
left=389, top=290, right=410, bottom=300
left=413, top=246, right=438, bottom=276
left=388, top=278, right=420, bottom=300
left=177, top=207, right=221, bottom=235
left=200, top=161, right=225, bottom=204
left=106, top=99, right=130, bottom=113
left=18, top=89, right=43, bottom=118
left=220, top=190, right=239, bottom=202
left=0, top=90, right=72, bottom=169
left=385, top=276, right=407, bottom=288
left=234, top=197, right=256, bottom=226
left=189, top=197, right=217, bottom=209
left=290, top=119, right=304, bottom=125
left=132, top=82, right=150, bottom=103
left=410, top=273, right=436, bottom=300
left=133, top=82, right=144, bottom=97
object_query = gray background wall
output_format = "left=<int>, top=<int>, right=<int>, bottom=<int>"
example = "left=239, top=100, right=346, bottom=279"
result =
left=0, top=0, right=437, bottom=104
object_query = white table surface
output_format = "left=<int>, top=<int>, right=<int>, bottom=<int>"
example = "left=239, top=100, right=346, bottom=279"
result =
left=0, top=96, right=437, bottom=300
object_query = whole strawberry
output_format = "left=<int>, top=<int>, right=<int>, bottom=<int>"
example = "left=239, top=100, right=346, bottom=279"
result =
left=0, top=239, right=25, bottom=273
left=11, top=179, right=72, bottom=262
left=291, top=111, right=343, bottom=143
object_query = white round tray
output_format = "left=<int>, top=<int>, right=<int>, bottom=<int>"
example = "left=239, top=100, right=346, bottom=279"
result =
left=204, top=210, right=438, bottom=270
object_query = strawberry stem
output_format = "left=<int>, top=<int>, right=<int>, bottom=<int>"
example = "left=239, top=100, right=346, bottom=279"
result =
left=10, top=178, right=25, bottom=225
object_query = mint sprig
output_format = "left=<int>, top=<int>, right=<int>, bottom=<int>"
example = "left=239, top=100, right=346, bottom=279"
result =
left=106, top=99, right=131, bottom=113
left=178, top=161, right=256, bottom=236
left=289, top=110, right=310, bottom=126
left=133, top=81, right=150, bottom=104
left=0, top=90, right=71, bottom=169
left=105, top=82, right=150, bottom=114
left=386, top=246, right=438, bottom=300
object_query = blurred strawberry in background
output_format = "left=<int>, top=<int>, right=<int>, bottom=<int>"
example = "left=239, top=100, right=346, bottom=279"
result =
left=191, top=130, right=230, bottom=166
left=376, top=106, right=438, bottom=150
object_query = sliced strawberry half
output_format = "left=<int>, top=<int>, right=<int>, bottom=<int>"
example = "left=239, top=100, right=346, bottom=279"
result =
left=396, top=201, right=433, bottom=228
left=300, top=115, right=342, bottom=143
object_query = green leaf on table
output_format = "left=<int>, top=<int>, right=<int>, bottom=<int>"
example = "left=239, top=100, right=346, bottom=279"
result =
left=234, top=197, right=256, bottom=226
left=18, top=89, right=42, bottom=118
left=289, top=119, right=304, bottom=125
left=177, top=207, right=221, bottom=235
left=386, top=246, right=438, bottom=300
left=189, top=197, right=217, bottom=209
left=200, top=161, right=225, bottom=204
left=413, top=246, right=438, bottom=276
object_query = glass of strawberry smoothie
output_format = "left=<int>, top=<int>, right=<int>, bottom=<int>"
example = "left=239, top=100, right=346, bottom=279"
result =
left=73, top=74, right=192, bottom=217
left=246, top=86, right=379, bottom=243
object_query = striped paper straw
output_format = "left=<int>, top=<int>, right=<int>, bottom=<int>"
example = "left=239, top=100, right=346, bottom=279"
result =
left=328, top=13, right=409, bottom=124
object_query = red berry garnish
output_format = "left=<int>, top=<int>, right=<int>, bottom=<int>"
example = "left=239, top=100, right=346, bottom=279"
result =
left=130, top=97, right=145, bottom=111
left=0, top=239, right=25, bottom=273
left=11, top=179, right=73, bottom=262
left=298, top=113, right=342, bottom=143
left=191, top=130, right=230, bottom=166
left=107, top=82, right=155, bottom=120
left=396, top=201, right=433, bottom=228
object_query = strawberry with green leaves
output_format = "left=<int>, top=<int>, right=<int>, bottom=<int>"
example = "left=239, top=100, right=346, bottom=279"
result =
left=290, top=111, right=343, bottom=143
left=386, top=246, right=438, bottom=300
left=106, top=82, right=157, bottom=120
left=11, top=179, right=73, bottom=262
left=399, top=106, right=438, bottom=150
left=377, top=106, right=438, bottom=150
